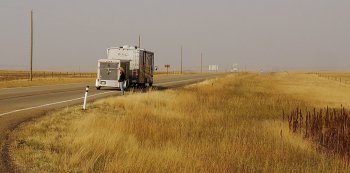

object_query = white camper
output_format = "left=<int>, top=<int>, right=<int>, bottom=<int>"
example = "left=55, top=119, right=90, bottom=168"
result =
left=107, top=45, right=154, bottom=87
left=95, top=59, right=130, bottom=90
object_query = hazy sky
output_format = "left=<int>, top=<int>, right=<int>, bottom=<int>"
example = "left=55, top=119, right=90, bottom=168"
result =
left=1, top=0, right=350, bottom=72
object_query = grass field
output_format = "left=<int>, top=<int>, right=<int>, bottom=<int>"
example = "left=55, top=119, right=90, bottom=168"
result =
left=316, top=72, right=350, bottom=84
left=0, top=70, right=194, bottom=89
left=9, top=73, right=350, bottom=172
left=277, top=73, right=350, bottom=107
left=0, top=78, right=95, bottom=89
left=319, top=72, right=350, bottom=79
left=0, top=70, right=96, bottom=89
left=0, top=70, right=95, bottom=80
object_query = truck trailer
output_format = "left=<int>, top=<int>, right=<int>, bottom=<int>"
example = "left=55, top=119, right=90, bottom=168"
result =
left=95, top=45, right=154, bottom=90
left=107, top=45, right=154, bottom=87
left=95, top=59, right=130, bottom=90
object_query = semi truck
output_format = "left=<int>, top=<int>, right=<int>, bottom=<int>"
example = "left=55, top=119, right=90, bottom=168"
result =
left=95, top=45, right=154, bottom=90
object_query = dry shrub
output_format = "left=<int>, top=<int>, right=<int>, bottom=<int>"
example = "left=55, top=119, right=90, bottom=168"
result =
left=288, top=106, right=350, bottom=160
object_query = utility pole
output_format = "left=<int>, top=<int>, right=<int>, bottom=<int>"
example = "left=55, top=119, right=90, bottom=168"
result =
left=165, top=64, right=170, bottom=75
left=201, top=52, right=203, bottom=73
left=30, top=10, right=33, bottom=81
left=180, top=46, right=183, bottom=74
left=138, top=35, right=141, bottom=48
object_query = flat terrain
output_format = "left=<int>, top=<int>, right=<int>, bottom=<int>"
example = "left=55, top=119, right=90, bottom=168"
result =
left=0, top=70, right=96, bottom=88
left=316, top=72, right=350, bottom=84
left=0, top=73, right=221, bottom=172
left=7, top=72, right=350, bottom=172
left=0, top=78, right=95, bottom=89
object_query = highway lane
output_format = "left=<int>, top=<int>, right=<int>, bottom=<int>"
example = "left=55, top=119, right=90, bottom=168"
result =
left=0, top=73, right=223, bottom=172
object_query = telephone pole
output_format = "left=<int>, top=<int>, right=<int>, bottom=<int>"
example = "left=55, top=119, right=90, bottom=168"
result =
left=201, top=52, right=203, bottom=73
left=180, top=46, right=183, bottom=74
left=30, top=10, right=33, bottom=81
left=138, top=35, right=141, bottom=48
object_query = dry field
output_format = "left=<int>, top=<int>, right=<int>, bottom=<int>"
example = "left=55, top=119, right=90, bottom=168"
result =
left=316, top=72, right=350, bottom=84
left=0, top=78, right=96, bottom=89
left=0, top=70, right=96, bottom=80
left=0, top=70, right=191, bottom=89
left=9, top=73, right=350, bottom=172
left=0, top=70, right=96, bottom=89
left=154, top=71, right=196, bottom=75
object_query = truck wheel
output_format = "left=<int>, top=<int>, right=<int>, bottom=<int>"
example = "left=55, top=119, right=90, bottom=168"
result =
left=149, top=82, right=153, bottom=87
left=96, top=86, right=101, bottom=90
left=139, top=83, right=146, bottom=89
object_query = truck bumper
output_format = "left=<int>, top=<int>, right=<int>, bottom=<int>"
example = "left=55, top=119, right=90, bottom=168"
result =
left=95, top=79, right=120, bottom=88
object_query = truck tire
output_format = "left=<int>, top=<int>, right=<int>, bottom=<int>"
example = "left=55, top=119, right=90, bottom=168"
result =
left=144, top=79, right=148, bottom=88
left=138, top=83, right=145, bottom=89
left=125, top=80, right=129, bottom=90
left=149, top=82, right=153, bottom=87
left=96, top=86, right=101, bottom=90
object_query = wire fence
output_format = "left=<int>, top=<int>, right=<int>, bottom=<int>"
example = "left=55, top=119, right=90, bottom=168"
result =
left=310, top=72, right=350, bottom=84
left=0, top=71, right=96, bottom=81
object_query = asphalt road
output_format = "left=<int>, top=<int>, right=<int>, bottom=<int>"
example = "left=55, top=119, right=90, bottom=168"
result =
left=0, top=73, right=223, bottom=172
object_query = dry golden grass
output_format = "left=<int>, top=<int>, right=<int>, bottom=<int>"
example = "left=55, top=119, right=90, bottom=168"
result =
left=0, top=70, right=96, bottom=88
left=154, top=71, right=196, bottom=75
left=319, top=72, right=350, bottom=81
left=0, top=70, right=29, bottom=74
left=0, top=78, right=95, bottom=89
left=275, top=73, right=350, bottom=107
left=0, top=71, right=194, bottom=89
left=153, top=72, right=204, bottom=80
left=9, top=73, right=350, bottom=172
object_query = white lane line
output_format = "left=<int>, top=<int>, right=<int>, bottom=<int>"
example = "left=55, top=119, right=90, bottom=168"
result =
left=0, top=91, right=115, bottom=117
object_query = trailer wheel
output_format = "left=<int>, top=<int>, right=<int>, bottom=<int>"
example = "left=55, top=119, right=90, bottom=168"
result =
left=138, top=83, right=146, bottom=89
left=96, top=86, right=101, bottom=90
left=144, top=79, right=148, bottom=88
left=125, top=80, right=129, bottom=90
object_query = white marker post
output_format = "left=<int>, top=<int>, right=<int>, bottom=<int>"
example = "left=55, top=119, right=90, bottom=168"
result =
left=83, top=86, right=89, bottom=110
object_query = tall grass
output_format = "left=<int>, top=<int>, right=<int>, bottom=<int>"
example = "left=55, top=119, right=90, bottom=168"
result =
left=9, top=73, right=349, bottom=172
